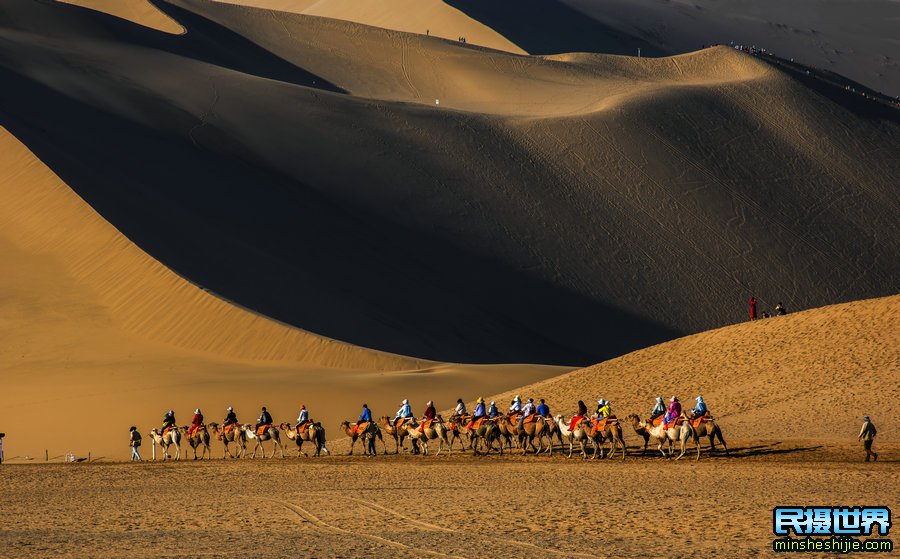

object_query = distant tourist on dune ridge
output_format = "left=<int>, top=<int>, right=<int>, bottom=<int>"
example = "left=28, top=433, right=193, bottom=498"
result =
left=749, top=296, right=758, bottom=320
left=858, top=416, right=878, bottom=462
left=761, top=311, right=772, bottom=319
left=0, top=432, right=5, bottom=464
left=775, top=302, right=787, bottom=315
left=129, top=426, right=142, bottom=461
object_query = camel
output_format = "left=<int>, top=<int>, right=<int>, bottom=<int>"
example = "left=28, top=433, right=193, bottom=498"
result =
left=441, top=414, right=469, bottom=452
left=581, top=417, right=627, bottom=460
left=685, top=415, right=728, bottom=455
left=554, top=415, right=593, bottom=459
left=148, top=427, right=181, bottom=460
left=504, top=415, right=547, bottom=455
left=380, top=416, right=420, bottom=454
left=179, top=425, right=211, bottom=460
left=468, top=419, right=503, bottom=456
left=340, top=420, right=387, bottom=455
left=541, top=415, right=565, bottom=454
left=208, top=422, right=246, bottom=459
left=496, top=415, right=519, bottom=451
left=404, top=419, right=451, bottom=456
left=279, top=422, right=329, bottom=457
left=241, top=424, right=285, bottom=459
left=626, top=414, right=699, bottom=460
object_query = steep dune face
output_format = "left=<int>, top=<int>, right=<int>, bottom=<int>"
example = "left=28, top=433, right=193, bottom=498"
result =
left=489, top=296, right=899, bottom=441
left=0, top=125, right=568, bottom=458
left=1, top=0, right=897, bottom=366
left=60, top=0, right=184, bottom=33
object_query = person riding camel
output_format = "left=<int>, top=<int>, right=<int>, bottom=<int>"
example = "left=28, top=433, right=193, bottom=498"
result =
left=353, top=404, right=372, bottom=435
left=690, top=396, right=708, bottom=420
left=255, top=406, right=273, bottom=433
left=663, top=396, right=681, bottom=429
left=468, top=397, right=486, bottom=428
left=649, top=396, right=666, bottom=421
left=569, top=400, right=588, bottom=431
left=223, top=406, right=238, bottom=428
left=295, top=404, right=309, bottom=434
left=508, top=395, right=522, bottom=417
left=487, top=401, right=499, bottom=418
left=537, top=399, right=551, bottom=418
left=518, top=398, right=536, bottom=430
left=394, top=399, right=414, bottom=428
left=454, top=398, right=467, bottom=419
left=188, top=408, right=203, bottom=437
left=160, top=410, right=176, bottom=435
left=419, top=401, right=436, bottom=432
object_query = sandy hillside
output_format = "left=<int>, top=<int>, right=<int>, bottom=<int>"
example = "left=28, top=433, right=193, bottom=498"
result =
left=60, top=0, right=184, bottom=33
left=1, top=0, right=896, bottom=368
left=483, top=296, right=899, bottom=442
left=0, top=124, right=567, bottom=460
left=208, top=0, right=899, bottom=95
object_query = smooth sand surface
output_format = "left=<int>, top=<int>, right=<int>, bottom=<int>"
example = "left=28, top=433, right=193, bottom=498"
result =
left=0, top=447, right=896, bottom=558
left=2, top=0, right=897, bottom=367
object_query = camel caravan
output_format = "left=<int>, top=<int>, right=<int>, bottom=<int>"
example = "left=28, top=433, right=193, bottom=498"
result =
left=143, top=395, right=726, bottom=462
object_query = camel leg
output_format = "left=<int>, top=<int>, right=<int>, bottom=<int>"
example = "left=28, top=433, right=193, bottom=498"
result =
left=717, top=428, right=729, bottom=455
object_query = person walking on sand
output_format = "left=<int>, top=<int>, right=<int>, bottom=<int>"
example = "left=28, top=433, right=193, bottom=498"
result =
left=858, top=416, right=878, bottom=462
left=749, top=296, right=758, bottom=320
left=0, top=432, right=5, bottom=465
left=129, top=426, right=142, bottom=461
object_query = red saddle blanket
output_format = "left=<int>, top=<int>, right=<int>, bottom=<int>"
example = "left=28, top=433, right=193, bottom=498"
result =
left=592, top=417, right=608, bottom=433
left=421, top=419, right=434, bottom=430
left=649, top=417, right=663, bottom=427
left=257, top=425, right=271, bottom=436
left=690, top=416, right=710, bottom=428
left=187, top=425, right=203, bottom=437
left=470, top=417, right=486, bottom=429
left=296, top=421, right=310, bottom=434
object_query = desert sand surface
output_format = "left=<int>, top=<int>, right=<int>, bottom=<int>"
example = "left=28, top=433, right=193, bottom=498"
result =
left=0, top=447, right=896, bottom=559
left=1, top=0, right=897, bottom=367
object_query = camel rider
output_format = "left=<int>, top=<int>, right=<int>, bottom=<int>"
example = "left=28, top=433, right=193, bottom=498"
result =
left=518, top=398, right=536, bottom=429
left=255, top=406, right=273, bottom=432
left=649, top=396, right=666, bottom=421
left=420, top=401, right=436, bottom=432
left=569, top=400, right=588, bottom=431
left=223, top=406, right=238, bottom=429
left=454, top=398, right=467, bottom=419
left=537, top=399, right=550, bottom=418
left=295, top=404, right=309, bottom=433
left=357, top=404, right=372, bottom=426
left=596, top=399, right=611, bottom=420
left=189, top=408, right=203, bottom=437
left=488, top=401, right=499, bottom=418
left=691, top=396, right=708, bottom=420
left=160, top=410, right=176, bottom=434
left=508, top=395, right=522, bottom=416
left=394, top=399, right=414, bottom=427
left=664, top=396, right=682, bottom=428
left=468, top=397, right=486, bottom=428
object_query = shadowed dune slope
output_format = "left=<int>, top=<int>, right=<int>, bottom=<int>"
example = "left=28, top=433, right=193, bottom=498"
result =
left=1, top=0, right=897, bottom=365
left=487, top=296, right=900, bottom=441
left=0, top=125, right=569, bottom=458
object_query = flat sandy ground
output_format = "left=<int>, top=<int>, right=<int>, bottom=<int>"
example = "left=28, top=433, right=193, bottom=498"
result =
left=1, top=440, right=895, bottom=559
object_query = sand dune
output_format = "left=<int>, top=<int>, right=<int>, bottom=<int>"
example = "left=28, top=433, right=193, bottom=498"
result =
left=0, top=124, right=568, bottom=459
left=3, top=0, right=896, bottom=366
left=486, top=295, right=899, bottom=442
left=60, top=0, right=184, bottom=33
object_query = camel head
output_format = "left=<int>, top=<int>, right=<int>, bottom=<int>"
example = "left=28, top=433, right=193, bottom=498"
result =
left=339, top=420, right=351, bottom=430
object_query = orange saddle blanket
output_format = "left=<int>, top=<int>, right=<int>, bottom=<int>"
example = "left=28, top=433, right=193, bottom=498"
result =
left=352, top=421, right=369, bottom=435
left=522, top=414, right=537, bottom=425
left=256, top=425, right=271, bottom=436
left=690, top=416, right=710, bottom=428
left=223, top=423, right=236, bottom=435
left=421, top=419, right=434, bottom=430
left=649, top=417, right=663, bottom=427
